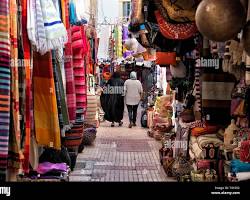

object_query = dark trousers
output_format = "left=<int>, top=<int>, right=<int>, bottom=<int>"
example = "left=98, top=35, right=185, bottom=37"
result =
left=127, top=104, right=139, bottom=124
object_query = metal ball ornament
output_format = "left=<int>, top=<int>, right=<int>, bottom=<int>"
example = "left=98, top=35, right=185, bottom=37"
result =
left=195, top=0, right=246, bottom=42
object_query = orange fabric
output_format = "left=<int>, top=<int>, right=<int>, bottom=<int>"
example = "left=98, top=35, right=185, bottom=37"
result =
left=61, top=0, right=66, bottom=26
left=191, top=125, right=219, bottom=137
left=156, top=52, right=176, bottom=65
left=33, top=52, right=61, bottom=150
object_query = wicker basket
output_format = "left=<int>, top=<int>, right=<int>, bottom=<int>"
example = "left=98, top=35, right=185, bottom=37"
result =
left=163, top=157, right=175, bottom=177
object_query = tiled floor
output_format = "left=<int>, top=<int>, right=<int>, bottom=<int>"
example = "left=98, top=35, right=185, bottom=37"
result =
left=70, top=109, right=175, bottom=182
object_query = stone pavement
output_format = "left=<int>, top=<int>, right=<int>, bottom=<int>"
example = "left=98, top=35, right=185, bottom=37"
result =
left=70, top=108, right=175, bottom=182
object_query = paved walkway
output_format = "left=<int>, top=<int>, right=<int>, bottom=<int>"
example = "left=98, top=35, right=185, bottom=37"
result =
left=70, top=109, right=174, bottom=182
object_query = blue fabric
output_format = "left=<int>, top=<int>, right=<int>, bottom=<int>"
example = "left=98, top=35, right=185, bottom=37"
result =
left=140, top=24, right=146, bottom=30
left=69, top=1, right=77, bottom=25
left=231, top=159, right=250, bottom=173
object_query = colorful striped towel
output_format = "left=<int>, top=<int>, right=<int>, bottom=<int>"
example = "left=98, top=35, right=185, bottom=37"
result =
left=0, top=0, right=10, bottom=181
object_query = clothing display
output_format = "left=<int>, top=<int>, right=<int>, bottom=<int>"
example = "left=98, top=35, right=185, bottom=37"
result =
left=1, top=0, right=250, bottom=186
left=126, top=0, right=250, bottom=183
left=0, top=0, right=99, bottom=182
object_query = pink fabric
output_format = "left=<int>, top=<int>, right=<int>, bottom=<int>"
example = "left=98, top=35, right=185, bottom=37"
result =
left=37, top=162, right=67, bottom=174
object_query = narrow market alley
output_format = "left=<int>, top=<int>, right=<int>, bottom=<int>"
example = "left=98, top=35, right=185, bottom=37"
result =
left=70, top=110, right=173, bottom=182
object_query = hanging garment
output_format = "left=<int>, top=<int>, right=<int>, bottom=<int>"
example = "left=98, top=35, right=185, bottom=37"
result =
left=27, top=0, right=68, bottom=54
left=52, top=50, right=70, bottom=137
left=0, top=0, right=10, bottom=181
left=8, top=0, right=21, bottom=170
left=17, top=0, right=26, bottom=159
left=71, top=26, right=87, bottom=114
left=21, top=0, right=32, bottom=174
left=40, top=0, right=68, bottom=51
left=74, top=0, right=88, bottom=24
left=69, top=0, right=77, bottom=25
left=33, top=52, right=61, bottom=150
left=65, top=29, right=77, bottom=123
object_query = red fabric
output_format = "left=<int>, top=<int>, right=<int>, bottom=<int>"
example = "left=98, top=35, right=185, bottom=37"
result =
left=240, top=140, right=250, bottom=163
left=71, top=26, right=87, bottom=112
left=155, top=10, right=198, bottom=40
left=21, top=0, right=31, bottom=174
left=64, top=6, right=77, bottom=122
left=156, top=52, right=176, bottom=65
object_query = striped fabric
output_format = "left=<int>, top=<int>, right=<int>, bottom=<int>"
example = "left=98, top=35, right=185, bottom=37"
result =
left=65, top=29, right=76, bottom=122
left=72, top=26, right=87, bottom=115
left=0, top=0, right=10, bottom=180
left=194, top=50, right=201, bottom=112
left=8, top=0, right=21, bottom=170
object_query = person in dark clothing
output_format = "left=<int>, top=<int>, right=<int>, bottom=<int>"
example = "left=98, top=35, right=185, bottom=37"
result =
left=100, top=72, right=125, bottom=127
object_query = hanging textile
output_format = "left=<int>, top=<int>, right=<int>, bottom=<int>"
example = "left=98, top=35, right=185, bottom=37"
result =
left=52, top=50, right=70, bottom=137
left=17, top=0, right=25, bottom=155
left=64, top=0, right=77, bottom=123
left=71, top=25, right=87, bottom=114
left=60, top=0, right=66, bottom=26
left=27, top=0, right=68, bottom=55
left=21, top=0, right=32, bottom=174
left=0, top=0, right=10, bottom=181
left=33, top=52, right=61, bottom=150
left=8, top=0, right=21, bottom=170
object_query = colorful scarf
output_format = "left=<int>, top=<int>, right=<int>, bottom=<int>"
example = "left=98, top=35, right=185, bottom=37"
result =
left=8, top=0, right=21, bottom=170
left=0, top=0, right=10, bottom=181
left=33, top=51, right=61, bottom=150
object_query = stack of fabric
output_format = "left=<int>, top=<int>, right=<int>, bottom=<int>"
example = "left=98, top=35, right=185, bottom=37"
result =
left=189, top=125, right=223, bottom=160
left=228, top=160, right=250, bottom=182
left=148, top=94, right=173, bottom=141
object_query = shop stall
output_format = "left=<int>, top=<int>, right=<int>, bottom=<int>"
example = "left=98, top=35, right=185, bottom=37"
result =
left=0, top=0, right=99, bottom=182
left=129, top=0, right=250, bottom=182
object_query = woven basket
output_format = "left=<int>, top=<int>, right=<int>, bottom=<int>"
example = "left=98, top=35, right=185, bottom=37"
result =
left=82, top=128, right=97, bottom=145
left=163, top=157, right=175, bottom=177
